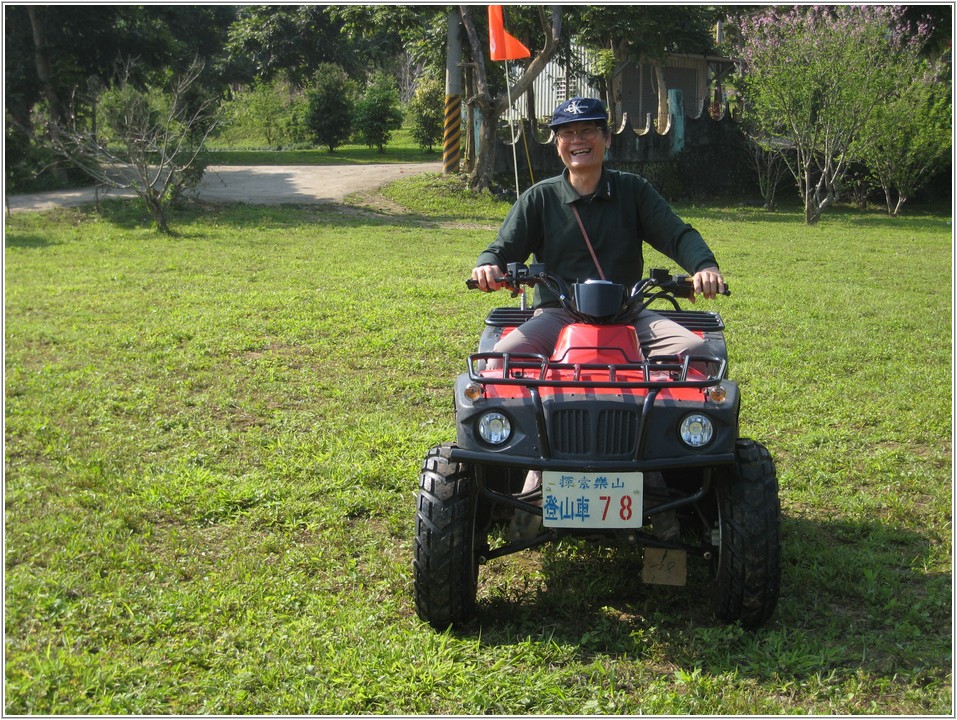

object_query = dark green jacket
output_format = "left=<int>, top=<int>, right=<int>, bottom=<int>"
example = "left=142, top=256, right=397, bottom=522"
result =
left=477, top=168, right=718, bottom=307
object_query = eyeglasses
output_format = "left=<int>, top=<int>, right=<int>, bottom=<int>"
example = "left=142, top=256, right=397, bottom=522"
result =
left=555, top=126, right=602, bottom=143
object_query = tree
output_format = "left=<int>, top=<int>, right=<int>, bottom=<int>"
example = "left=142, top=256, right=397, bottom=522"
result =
left=736, top=6, right=932, bottom=225
left=854, top=57, right=952, bottom=216
left=7, top=5, right=234, bottom=114
left=5, top=5, right=234, bottom=192
left=458, top=5, right=562, bottom=192
left=575, top=6, right=716, bottom=130
left=44, top=59, right=220, bottom=234
left=305, top=64, right=356, bottom=152
left=326, top=5, right=441, bottom=79
left=224, top=6, right=358, bottom=85
left=224, top=78, right=305, bottom=149
left=353, top=71, right=404, bottom=153
left=408, top=76, right=444, bottom=152
left=743, top=134, right=789, bottom=210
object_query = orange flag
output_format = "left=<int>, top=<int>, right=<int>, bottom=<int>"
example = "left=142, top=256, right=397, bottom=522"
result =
left=488, top=5, right=531, bottom=61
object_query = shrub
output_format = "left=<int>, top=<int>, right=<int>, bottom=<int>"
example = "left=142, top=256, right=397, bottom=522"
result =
left=407, top=76, right=444, bottom=152
left=853, top=57, right=952, bottom=216
left=352, top=71, right=403, bottom=153
left=224, top=78, right=307, bottom=149
left=305, top=64, right=356, bottom=152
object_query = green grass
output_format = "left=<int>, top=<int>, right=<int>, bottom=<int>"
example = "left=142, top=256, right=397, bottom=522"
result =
left=4, top=185, right=952, bottom=714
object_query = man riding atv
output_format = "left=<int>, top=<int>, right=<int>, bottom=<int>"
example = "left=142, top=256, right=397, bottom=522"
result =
left=412, top=96, right=779, bottom=631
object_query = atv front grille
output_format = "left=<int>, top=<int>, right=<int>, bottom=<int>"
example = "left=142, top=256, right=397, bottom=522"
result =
left=552, top=409, right=590, bottom=455
left=550, top=407, right=639, bottom=458
left=597, top=408, right=640, bottom=455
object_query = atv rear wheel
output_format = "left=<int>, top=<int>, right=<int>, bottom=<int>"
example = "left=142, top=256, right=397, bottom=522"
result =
left=710, top=438, right=781, bottom=628
left=413, top=443, right=481, bottom=629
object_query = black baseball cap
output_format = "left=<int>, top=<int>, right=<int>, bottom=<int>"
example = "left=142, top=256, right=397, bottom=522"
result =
left=548, top=97, right=608, bottom=128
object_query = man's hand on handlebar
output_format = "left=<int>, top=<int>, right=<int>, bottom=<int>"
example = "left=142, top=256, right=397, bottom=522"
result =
left=690, top=266, right=726, bottom=303
left=470, top=264, right=506, bottom=292
left=469, top=264, right=729, bottom=303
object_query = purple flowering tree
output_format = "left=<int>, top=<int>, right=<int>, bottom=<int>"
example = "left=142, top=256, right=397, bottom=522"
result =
left=736, top=6, right=931, bottom=224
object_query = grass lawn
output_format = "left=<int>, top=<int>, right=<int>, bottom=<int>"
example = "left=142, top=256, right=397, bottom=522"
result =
left=4, top=178, right=952, bottom=714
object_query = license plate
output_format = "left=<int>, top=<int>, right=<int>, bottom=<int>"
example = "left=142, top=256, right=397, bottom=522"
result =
left=542, top=471, right=643, bottom=529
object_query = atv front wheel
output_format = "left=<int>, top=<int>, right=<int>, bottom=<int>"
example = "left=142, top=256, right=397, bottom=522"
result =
left=711, top=438, right=781, bottom=628
left=413, top=443, right=480, bottom=629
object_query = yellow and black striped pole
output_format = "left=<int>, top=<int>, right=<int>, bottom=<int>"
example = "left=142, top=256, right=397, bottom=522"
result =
left=443, top=10, right=462, bottom=174
left=442, top=94, right=461, bottom=174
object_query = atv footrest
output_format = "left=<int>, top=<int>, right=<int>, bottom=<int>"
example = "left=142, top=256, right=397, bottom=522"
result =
left=654, top=310, right=725, bottom=332
left=485, top=307, right=535, bottom=327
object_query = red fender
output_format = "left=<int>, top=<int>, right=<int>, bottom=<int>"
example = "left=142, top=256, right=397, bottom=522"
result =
left=552, top=324, right=643, bottom=364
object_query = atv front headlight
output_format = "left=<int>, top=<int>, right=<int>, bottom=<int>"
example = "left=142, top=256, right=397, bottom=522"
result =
left=679, top=413, right=714, bottom=448
left=477, top=412, right=512, bottom=445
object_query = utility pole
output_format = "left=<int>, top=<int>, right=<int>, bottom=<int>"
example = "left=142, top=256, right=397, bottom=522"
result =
left=443, top=10, right=462, bottom=174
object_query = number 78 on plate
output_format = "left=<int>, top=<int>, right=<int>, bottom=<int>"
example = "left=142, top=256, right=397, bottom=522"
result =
left=541, top=472, right=644, bottom=529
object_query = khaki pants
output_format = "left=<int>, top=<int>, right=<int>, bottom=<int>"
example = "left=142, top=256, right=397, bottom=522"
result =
left=492, top=307, right=708, bottom=359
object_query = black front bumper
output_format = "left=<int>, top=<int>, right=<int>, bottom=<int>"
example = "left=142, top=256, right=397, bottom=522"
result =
left=448, top=446, right=735, bottom=473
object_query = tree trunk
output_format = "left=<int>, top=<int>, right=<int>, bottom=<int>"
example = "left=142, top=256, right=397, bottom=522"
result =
left=654, top=64, right=669, bottom=134
left=801, top=167, right=819, bottom=225
left=458, top=5, right=561, bottom=192
left=26, top=6, right=67, bottom=182
left=603, top=83, right=614, bottom=129
left=462, top=64, right=475, bottom=173
left=471, top=98, right=498, bottom=192
left=525, top=82, right=536, bottom=133
left=885, top=186, right=906, bottom=217
left=26, top=7, right=62, bottom=124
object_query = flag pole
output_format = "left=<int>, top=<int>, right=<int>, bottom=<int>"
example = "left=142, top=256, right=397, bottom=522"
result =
left=505, top=62, right=521, bottom=201
left=487, top=4, right=531, bottom=200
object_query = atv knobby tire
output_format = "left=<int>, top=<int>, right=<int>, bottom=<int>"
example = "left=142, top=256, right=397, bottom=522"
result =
left=413, top=443, right=480, bottom=629
left=711, top=438, right=781, bottom=628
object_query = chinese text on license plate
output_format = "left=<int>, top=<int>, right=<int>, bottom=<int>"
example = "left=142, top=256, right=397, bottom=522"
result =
left=542, top=471, right=643, bottom=529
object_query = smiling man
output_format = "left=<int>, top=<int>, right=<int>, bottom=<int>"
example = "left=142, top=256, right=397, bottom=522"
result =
left=471, top=96, right=725, bottom=359
left=469, top=97, right=726, bottom=539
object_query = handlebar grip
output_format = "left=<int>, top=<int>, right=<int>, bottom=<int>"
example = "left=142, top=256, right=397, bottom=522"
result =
left=467, top=277, right=516, bottom=290
left=679, top=274, right=731, bottom=296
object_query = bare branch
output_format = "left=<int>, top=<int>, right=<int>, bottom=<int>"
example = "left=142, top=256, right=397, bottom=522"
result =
left=42, top=57, right=219, bottom=233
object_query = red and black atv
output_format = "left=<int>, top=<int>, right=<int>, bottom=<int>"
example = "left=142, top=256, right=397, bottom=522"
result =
left=414, top=263, right=780, bottom=629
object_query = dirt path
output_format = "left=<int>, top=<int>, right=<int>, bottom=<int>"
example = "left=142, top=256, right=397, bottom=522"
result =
left=4, top=162, right=442, bottom=214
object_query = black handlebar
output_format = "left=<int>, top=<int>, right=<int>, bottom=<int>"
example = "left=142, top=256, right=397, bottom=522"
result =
left=662, top=274, right=731, bottom=298
left=467, top=265, right=729, bottom=298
